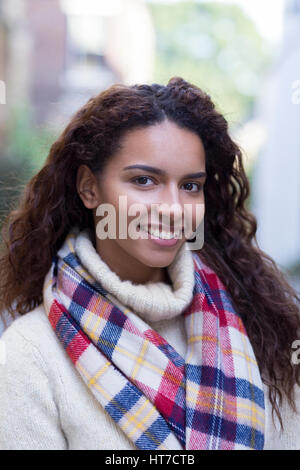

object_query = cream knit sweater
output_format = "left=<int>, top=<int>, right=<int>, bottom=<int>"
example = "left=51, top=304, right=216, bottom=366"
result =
left=0, top=228, right=300, bottom=450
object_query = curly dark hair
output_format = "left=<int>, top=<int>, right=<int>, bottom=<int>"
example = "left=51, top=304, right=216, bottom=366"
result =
left=1, top=76, right=300, bottom=430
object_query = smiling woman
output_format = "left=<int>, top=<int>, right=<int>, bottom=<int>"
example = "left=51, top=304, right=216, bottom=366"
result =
left=0, top=77, right=300, bottom=450
left=76, top=120, right=206, bottom=284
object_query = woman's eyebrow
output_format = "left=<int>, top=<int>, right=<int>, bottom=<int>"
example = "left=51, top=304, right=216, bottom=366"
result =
left=122, top=164, right=206, bottom=179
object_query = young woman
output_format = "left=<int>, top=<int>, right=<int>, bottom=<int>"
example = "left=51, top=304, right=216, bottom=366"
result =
left=0, top=77, right=300, bottom=450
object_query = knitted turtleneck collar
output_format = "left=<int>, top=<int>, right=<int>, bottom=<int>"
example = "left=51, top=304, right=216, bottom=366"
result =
left=74, top=227, right=195, bottom=323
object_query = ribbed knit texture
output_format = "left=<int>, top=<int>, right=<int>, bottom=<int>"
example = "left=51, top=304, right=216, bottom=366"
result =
left=0, top=228, right=300, bottom=449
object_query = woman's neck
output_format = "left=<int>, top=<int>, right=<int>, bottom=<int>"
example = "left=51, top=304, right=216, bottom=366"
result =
left=95, top=236, right=172, bottom=285
left=74, top=226, right=196, bottom=322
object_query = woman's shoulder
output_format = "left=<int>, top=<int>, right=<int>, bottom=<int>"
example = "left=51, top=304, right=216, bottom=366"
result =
left=2, top=304, right=53, bottom=339
left=0, top=304, right=70, bottom=450
left=0, top=304, right=67, bottom=369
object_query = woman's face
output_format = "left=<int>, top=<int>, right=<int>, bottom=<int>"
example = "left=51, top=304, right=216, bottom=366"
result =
left=77, top=119, right=206, bottom=280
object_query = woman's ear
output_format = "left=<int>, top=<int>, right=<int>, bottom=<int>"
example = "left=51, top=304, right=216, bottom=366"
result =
left=76, top=165, right=101, bottom=209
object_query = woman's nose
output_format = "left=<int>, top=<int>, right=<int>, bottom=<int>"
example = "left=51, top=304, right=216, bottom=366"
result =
left=156, top=187, right=184, bottom=228
left=160, top=202, right=183, bottom=221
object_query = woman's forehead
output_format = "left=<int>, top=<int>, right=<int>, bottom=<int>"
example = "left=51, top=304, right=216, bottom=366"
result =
left=108, top=122, right=206, bottom=173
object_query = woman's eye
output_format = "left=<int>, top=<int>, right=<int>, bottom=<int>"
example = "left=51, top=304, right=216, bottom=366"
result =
left=182, top=182, right=202, bottom=192
left=132, top=176, right=154, bottom=186
left=131, top=178, right=202, bottom=192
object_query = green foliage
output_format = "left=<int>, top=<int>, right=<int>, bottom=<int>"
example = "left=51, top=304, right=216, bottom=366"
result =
left=5, top=105, right=57, bottom=173
left=0, top=155, right=32, bottom=230
left=147, top=0, right=272, bottom=126
left=0, top=105, right=57, bottom=232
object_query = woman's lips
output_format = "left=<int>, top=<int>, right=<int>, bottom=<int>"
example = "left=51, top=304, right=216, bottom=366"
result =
left=137, top=225, right=181, bottom=247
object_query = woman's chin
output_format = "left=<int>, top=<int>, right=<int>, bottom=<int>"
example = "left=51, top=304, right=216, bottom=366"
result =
left=133, top=242, right=184, bottom=269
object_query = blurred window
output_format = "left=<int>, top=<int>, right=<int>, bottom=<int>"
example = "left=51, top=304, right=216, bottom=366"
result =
left=65, top=14, right=106, bottom=70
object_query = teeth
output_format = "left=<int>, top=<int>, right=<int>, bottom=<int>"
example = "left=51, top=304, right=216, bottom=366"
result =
left=140, top=225, right=181, bottom=240
left=160, top=231, right=174, bottom=239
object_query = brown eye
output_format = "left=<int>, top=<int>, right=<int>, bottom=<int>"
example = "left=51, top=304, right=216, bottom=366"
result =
left=182, top=182, right=202, bottom=192
left=132, top=176, right=154, bottom=186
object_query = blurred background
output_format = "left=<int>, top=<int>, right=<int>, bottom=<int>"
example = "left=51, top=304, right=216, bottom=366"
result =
left=0, top=0, right=299, bottom=293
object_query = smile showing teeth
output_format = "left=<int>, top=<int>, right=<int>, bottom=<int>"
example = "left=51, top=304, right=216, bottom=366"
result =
left=139, top=225, right=181, bottom=240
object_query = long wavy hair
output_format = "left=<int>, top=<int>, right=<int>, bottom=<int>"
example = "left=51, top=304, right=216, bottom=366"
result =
left=1, top=77, right=300, bottom=429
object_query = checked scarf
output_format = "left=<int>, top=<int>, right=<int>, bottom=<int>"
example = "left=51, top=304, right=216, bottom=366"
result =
left=43, top=227, right=265, bottom=450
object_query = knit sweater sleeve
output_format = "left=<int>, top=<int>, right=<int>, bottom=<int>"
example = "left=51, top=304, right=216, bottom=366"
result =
left=0, top=324, right=67, bottom=450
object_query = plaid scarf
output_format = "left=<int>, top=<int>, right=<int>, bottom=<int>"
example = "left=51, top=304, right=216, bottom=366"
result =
left=43, top=228, right=265, bottom=450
